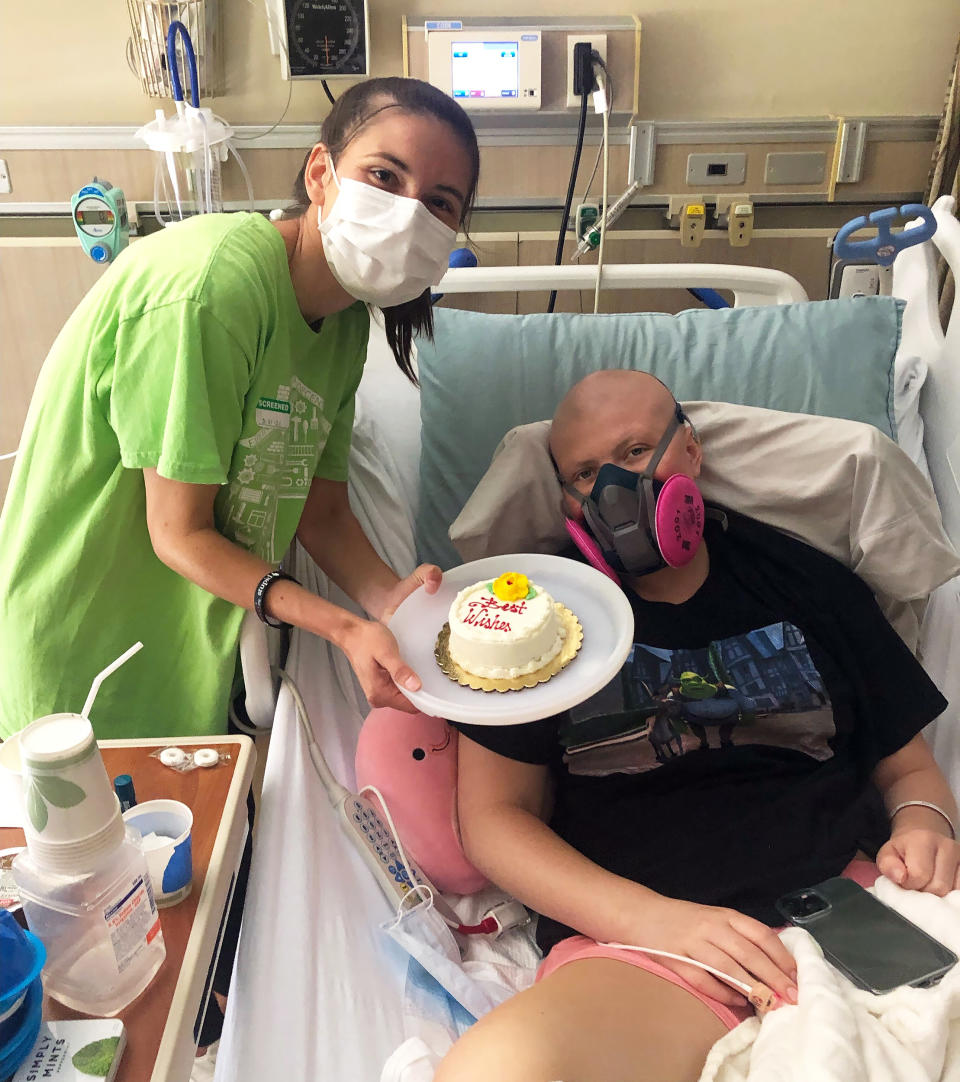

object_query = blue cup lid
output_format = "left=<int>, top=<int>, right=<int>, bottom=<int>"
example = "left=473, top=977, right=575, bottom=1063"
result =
left=0, top=910, right=46, bottom=1016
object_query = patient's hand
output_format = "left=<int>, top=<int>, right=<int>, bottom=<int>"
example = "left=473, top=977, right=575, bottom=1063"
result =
left=876, top=828, right=960, bottom=896
left=628, top=895, right=799, bottom=1008
left=378, top=563, right=443, bottom=623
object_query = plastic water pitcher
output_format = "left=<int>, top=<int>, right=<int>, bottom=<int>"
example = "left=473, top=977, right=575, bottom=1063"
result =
left=13, top=830, right=166, bottom=1016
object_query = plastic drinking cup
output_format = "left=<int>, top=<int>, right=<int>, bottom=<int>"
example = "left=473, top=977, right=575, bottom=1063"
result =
left=18, top=715, right=118, bottom=846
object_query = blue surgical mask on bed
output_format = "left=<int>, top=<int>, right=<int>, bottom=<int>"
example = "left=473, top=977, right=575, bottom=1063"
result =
left=381, top=896, right=514, bottom=1022
left=563, top=405, right=705, bottom=577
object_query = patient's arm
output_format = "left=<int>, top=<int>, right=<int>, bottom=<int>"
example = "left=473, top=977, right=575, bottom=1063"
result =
left=457, top=735, right=799, bottom=1007
left=873, top=733, right=960, bottom=894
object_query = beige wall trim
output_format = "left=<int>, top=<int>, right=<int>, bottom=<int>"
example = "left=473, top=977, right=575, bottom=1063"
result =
left=0, top=115, right=938, bottom=152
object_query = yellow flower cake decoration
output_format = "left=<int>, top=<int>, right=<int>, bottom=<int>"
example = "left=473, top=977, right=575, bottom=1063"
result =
left=491, top=572, right=533, bottom=602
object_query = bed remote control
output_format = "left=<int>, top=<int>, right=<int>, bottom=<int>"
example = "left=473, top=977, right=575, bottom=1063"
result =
left=336, top=791, right=459, bottom=924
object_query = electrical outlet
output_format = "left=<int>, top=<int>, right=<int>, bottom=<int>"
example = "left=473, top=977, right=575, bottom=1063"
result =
left=566, top=33, right=606, bottom=108
left=0, top=159, right=10, bottom=195
left=680, top=203, right=706, bottom=248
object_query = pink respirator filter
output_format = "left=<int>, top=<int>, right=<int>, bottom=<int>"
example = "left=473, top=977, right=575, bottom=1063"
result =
left=655, top=474, right=705, bottom=567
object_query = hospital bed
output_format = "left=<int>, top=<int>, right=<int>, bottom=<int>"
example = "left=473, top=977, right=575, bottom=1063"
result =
left=215, top=198, right=960, bottom=1082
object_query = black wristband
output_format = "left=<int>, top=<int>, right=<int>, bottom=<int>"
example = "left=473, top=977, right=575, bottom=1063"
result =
left=254, top=571, right=298, bottom=629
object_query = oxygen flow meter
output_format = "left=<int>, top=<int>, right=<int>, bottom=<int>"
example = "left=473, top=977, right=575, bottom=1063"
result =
left=71, top=179, right=130, bottom=264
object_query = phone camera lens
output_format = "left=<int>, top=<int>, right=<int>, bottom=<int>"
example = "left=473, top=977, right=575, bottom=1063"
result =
left=797, top=891, right=826, bottom=918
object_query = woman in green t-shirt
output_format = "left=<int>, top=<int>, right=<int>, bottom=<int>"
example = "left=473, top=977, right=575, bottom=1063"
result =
left=0, top=77, right=480, bottom=739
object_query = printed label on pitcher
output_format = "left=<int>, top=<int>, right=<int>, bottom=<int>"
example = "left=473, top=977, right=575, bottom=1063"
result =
left=104, top=875, right=161, bottom=974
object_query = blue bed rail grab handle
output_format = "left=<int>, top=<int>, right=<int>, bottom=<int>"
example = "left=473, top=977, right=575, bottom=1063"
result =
left=833, top=204, right=937, bottom=267
left=166, top=20, right=201, bottom=108
left=688, top=287, right=731, bottom=309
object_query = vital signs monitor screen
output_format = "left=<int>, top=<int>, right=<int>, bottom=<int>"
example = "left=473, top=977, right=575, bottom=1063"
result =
left=450, top=41, right=519, bottom=100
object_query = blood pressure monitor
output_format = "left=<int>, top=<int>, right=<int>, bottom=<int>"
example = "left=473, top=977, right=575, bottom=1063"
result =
left=427, top=27, right=541, bottom=110
left=71, top=179, right=130, bottom=264
left=276, top=0, right=370, bottom=78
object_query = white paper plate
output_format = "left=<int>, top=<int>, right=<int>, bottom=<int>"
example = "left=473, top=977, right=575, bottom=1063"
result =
left=388, top=553, right=634, bottom=725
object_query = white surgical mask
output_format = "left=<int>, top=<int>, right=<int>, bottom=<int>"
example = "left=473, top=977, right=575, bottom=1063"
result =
left=381, top=896, right=516, bottom=1022
left=318, top=157, right=457, bottom=308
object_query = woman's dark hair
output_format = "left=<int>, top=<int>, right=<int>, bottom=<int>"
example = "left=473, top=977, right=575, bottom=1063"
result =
left=290, top=77, right=480, bottom=384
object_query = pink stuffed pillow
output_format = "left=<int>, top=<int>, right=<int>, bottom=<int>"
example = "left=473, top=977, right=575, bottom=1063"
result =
left=355, top=708, right=488, bottom=894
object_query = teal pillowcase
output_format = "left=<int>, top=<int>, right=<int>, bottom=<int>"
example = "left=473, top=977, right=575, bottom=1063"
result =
left=416, top=296, right=903, bottom=569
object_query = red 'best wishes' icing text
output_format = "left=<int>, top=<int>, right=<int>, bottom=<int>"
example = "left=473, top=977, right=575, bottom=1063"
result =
left=462, top=594, right=528, bottom=632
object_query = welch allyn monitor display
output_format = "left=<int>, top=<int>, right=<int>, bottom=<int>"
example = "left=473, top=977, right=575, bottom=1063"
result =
left=451, top=41, right=519, bottom=100
left=427, top=28, right=541, bottom=110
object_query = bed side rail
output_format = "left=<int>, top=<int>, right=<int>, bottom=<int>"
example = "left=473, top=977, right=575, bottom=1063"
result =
left=436, top=263, right=809, bottom=308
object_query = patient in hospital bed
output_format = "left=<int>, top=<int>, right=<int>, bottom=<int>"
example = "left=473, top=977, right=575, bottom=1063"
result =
left=435, top=370, right=960, bottom=1082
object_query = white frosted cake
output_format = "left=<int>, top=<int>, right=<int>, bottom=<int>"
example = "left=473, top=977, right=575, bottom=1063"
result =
left=447, top=572, right=566, bottom=680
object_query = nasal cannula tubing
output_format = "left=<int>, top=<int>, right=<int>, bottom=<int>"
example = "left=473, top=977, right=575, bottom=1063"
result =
left=599, top=943, right=751, bottom=995
left=275, top=668, right=781, bottom=1002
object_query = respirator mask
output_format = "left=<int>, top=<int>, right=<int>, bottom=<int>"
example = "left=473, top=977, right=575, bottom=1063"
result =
left=562, top=403, right=705, bottom=581
left=318, top=156, right=457, bottom=308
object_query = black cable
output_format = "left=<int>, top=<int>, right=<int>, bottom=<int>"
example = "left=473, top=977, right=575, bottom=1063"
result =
left=547, top=89, right=590, bottom=314
left=322, top=80, right=336, bottom=105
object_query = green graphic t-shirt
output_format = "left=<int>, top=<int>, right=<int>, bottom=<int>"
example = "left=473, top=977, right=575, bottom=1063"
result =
left=0, top=213, right=369, bottom=739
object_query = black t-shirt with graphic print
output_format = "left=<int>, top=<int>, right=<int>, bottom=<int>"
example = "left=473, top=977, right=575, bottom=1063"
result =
left=453, top=511, right=948, bottom=955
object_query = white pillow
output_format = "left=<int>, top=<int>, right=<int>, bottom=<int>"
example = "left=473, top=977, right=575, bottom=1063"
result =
left=893, top=354, right=931, bottom=482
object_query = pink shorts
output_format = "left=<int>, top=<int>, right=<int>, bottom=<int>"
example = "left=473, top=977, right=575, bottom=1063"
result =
left=536, top=860, right=880, bottom=1030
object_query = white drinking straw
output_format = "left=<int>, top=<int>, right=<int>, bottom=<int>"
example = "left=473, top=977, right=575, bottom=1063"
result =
left=81, top=642, right=144, bottom=719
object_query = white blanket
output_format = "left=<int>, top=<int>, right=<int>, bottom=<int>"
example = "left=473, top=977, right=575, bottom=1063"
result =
left=700, top=879, right=960, bottom=1082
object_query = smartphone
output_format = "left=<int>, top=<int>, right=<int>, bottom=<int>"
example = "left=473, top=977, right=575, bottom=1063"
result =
left=775, top=876, right=957, bottom=995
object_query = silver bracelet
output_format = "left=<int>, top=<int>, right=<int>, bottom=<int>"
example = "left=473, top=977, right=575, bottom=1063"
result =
left=889, top=800, right=957, bottom=840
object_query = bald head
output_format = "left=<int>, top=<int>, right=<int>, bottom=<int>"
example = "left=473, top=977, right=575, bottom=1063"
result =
left=549, top=370, right=701, bottom=506
left=550, top=370, right=678, bottom=468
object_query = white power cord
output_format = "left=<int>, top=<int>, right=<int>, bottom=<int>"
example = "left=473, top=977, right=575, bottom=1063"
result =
left=593, top=70, right=610, bottom=315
